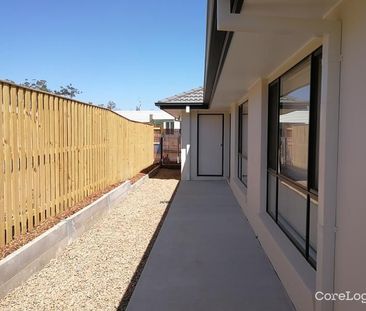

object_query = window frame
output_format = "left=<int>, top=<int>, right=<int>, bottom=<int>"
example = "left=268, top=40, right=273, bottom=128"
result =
left=266, top=48, right=322, bottom=269
left=165, top=121, right=175, bottom=135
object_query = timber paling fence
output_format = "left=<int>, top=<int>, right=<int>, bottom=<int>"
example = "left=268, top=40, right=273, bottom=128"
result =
left=0, top=80, right=154, bottom=246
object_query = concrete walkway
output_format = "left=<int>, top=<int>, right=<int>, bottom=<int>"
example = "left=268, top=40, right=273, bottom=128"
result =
left=126, top=181, right=294, bottom=311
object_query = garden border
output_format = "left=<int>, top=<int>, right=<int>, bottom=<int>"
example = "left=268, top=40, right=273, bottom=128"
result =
left=0, top=165, right=160, bottom=299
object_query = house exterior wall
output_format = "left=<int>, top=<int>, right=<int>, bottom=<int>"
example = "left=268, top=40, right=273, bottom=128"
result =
left=181, top=112, right=191, bottom=180
left=229, top=77, right=316, bottom=311
left=177, top=2, right=365, bottom=310
left=333, top=2, right=366, bottom=310
left=162, top=120, right=181, bottom=130
left=226, top=2, right=366, bottom=310
left=180, top=110, right=230, bottom=181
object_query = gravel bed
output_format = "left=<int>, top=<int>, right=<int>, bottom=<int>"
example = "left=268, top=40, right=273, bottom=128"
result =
left=0, top=168, right=180, bottom=311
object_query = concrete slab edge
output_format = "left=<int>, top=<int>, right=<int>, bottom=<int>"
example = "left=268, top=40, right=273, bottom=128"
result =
left=0, top=178, right=136, bottom=299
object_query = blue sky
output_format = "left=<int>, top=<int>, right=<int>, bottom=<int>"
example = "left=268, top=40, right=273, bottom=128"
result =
left=0, top=0, right=206, bottom=109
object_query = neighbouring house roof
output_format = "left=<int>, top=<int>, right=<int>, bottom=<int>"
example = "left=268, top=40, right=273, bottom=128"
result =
left=155, top=87, right=207, bottom=110
left=280, top=111, right=309, bottom=124
left=156, top=0, right=246, bottom=110
left=115, top=110, right=175, bottom=123
left=157, top=87, right=204, bottom=104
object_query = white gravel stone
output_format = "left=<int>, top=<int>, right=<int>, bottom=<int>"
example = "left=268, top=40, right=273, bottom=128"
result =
left=0, top=169, right=179, bottom=311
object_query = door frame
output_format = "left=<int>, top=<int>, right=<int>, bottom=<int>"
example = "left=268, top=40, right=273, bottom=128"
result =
left=197, top=113, right=224, bottom=177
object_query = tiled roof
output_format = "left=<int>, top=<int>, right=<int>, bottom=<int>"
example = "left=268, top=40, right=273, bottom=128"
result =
left=157, top=87, right=203, bottom=104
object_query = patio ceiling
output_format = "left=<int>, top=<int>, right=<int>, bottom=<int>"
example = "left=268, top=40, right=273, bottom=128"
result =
left=205, top=0, right=340, bottom=109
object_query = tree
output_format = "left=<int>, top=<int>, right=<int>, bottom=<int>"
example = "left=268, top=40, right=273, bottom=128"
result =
left=106, top=101, right=116, bottom=110
left=98, top=101, right=116, bottom=110
left=54, top=83, right=81, bottom=98
left=19, top=79, right=82, bottom=99
left=21, top=79, right=51, bottom=92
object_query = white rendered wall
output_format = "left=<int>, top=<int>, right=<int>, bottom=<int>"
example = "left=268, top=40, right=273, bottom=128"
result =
left=228, top=11, right=366, bottom=306
left=230, top=64, right=341, bottom=311
left=333, top=2, right=366, bottom=310
left=181, top=112, right=191, bottom=181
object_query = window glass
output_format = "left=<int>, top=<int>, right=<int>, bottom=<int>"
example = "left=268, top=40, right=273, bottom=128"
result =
left=241, top=103, right=248, bottom=158
left=279, top=58, right=311, bottom=187
left=267, top=50, right=321, bottom=268
left=309, top=197, right=318, bottom=263
left=310, top=52, right=322, bottom=192
left=267, top=173, right=277, bottom=219
left=238, top=105, right=242, bottom=154
left=314, top=59, right=321, bottom=191
left=238, top=102, right=248, bottom=185
left=277, top=180, right=307, bottom=252
left=268, top=81, right=279, bottom=171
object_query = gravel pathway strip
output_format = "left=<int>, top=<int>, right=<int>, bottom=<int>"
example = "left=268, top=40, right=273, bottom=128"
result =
left=0, top=169, right=180, bottom=311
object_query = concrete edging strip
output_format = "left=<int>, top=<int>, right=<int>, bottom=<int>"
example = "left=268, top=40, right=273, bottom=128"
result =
left=0, top=169, right=158, bottom=299
left=130, top=165, right=160, bottom=189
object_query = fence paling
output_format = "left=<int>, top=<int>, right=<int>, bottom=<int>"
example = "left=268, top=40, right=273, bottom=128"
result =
left=0, top=81, right=154, bottom=247
left=0, top=86, right=4, bottom=245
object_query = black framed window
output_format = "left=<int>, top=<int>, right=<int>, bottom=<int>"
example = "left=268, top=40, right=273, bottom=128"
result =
left=266, top=48, right=322, bottom=268
left=238, top=102, right=248, bottom=185
left=165, top=121, right=174, bottom=135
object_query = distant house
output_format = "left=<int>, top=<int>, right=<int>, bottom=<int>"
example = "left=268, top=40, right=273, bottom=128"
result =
left=115, top=110, right=180, bottom=134
left=116, top=110, right=181, bottom=164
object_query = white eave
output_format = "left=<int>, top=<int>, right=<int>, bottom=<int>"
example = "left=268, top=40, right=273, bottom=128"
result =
left=209, top=0, right=341, bottom=109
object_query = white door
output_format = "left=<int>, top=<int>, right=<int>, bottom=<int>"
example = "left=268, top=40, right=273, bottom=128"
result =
left=197, top=114, right=223, bottom=176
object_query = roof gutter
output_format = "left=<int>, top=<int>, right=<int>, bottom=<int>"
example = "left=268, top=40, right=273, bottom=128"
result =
left=155, top=102, right=209, bottom=110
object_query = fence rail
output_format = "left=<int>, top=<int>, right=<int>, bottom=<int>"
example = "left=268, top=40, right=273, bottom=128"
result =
left=0, top=81, right=154, bottom=246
